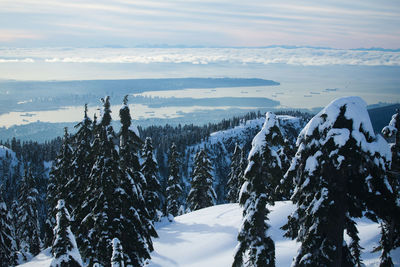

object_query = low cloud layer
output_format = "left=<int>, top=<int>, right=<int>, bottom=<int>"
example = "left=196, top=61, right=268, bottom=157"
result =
left=1, top=47, right=400, bottom=66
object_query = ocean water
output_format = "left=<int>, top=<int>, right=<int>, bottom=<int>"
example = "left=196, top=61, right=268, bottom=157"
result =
left=0, top=49, right=399, bottom=128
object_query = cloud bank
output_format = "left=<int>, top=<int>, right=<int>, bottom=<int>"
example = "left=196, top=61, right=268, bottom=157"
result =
left=1, top=0, right=400, bottom=48
left=1, top=47, right=400, bottom=66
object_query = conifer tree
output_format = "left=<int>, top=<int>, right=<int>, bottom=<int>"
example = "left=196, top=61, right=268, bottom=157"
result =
left=67, top=104, right=93, bottom=224
left=187, top=149, right=216, bottom=211
left=118, top=97, right=157, bottom=265
left=0, top=188, right=17, bottom=266
left=282, top=97, right=398, bottom=266
left=80, top=96, right=121, bottom=265
left=166, top=142, right=183, bottom=217
left=111, top=238, right=125, bottom=267
left=17, top=168, right=41, bottom=260
left=80, top=96, right=157, bottom=266
left=233, top=112, right=285, bottom=267
left=141, top=137, right=163, bottom=221
left=379, top=109, right=400, bottom=266
left=50, top=200, right=83, bottom=267
left=226, top=143, right=243, bottom=203
left=46, top=128, right=73, bottom=247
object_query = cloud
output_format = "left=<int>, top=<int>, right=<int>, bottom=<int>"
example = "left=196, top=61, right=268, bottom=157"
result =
left=1, top=47, right=399, bottom=66
left=0, top=0, right=399, bottom=48
left=0, top=58, right=34, bottom=63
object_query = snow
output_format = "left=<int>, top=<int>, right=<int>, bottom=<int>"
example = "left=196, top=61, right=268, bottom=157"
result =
left=382, top=113, right=398, bottom=137
left=248, top=112, right=280, bottom=160
left=18, top=248, right=52, bottom=267
left=298, top=96, right=392, bottom=161
left=18, top=202, right=398, bottom=267
left=0, top=145, right=19, bottom=167
left=304, top=151, right=322, bottom=174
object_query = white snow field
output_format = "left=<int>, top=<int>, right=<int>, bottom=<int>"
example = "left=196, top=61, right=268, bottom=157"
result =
left=18, top=202, right=399, bottom=267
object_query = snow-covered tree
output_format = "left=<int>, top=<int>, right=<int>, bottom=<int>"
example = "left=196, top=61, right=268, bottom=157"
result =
left=282, top=97, right=398, bottom=266
left=119, top=95, right=142, bottom=173
left=46, top=127, right=73, bottom=247
left=67, top=104, right=93, bottom=226
left=0, top=188, right=17, bottom=266
left=379, top=109, right=400, bottom=266
left=50, top=200, right=83, bottom=267
left=187, top=149, right=216, bottom=211
left=80, top=96, right=122, bottom=265
left=17, top=168, right=41, bottom=260
left=111, top=238, right=125, bottom=267
left=226, top=143, right=243, bottom=203
left=166, top=142, right=183, bottom=218
left=233, top=112, right=285, bottom=267
left=141, top=137, right=163, bottom=221
left=118, top=96, right=157, bottom=265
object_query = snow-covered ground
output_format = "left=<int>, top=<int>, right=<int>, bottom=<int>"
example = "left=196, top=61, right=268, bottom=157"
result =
left=18, top=202, right=399, bottom=267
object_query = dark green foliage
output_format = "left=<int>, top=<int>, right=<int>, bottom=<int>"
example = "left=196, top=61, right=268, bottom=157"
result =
left=0, top=190, right=17, bottom=267
left=187, top=149, right=216, bottom=211
left=17, top=168, right=41, bottom=260
left=282, top=98, right=398, bottom=266
left=80, top=97, right=122, bottom=265
left=166, top=143, right=183, bottom=217
left=46, top=127, right=73, bottom=247
left=67, top=104, right=93, bottom=225
left=141, top=137, right=163, bottom=221
left=226, top=143, right=243, bottom=203
left=233, top=112, right=285, bottom=267
left=50, top=200, right=82, bottom=267
left=379, top=109, right=400, bottom=266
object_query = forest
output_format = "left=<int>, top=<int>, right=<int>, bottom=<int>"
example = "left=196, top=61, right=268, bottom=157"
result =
left=0, top=95, right=399, bottom=267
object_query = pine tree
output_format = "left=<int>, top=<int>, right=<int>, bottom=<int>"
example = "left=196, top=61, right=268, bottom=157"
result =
left=111, top=238, right=125, bottom=267
left=0, top=188, right=17, bottom=267
left=80, top=96, right=121, bottom=265
left=166, top=142, right=183, bottom=217
left=46, top=128, right=73, bottom=247
left=17, top=168, right=41, bottom=260
left=50, top=200, right=83, bottom=267
left=67, top=104, right=93, bottom=225
left=226, top=143, right=243, bottom=203
left=187, top=149, right=216, bottom=211
left=378, top=109, right=400, bottom=266
left=118, top=96, right=157, bottom=265
left=233, top=112, right=284, bottom=267
left=281, top=97, right=398, bottom=266
left=141, top=137, right=163, bottom=221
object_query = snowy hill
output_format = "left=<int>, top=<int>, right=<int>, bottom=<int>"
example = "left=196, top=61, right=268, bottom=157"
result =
left=19, top=202, right=399, bottom=267
left=181, top=115, right=305, bottom=203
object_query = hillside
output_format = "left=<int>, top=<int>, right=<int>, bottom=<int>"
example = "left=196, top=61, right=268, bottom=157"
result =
left=18, top=202, right=399, bottom=267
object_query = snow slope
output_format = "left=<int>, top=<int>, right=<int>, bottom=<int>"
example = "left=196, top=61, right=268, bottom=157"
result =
left=18, top=202, right=398, bottom=267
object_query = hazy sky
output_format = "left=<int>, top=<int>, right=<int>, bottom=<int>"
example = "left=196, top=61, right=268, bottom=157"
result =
left=1, top=0, right=400, bottom=48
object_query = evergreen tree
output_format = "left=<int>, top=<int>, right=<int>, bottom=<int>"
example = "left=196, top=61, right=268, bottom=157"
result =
left=233, top=112, right=284, bottom=267
left=67, top=104, right=93, bottom=225
left=281, top=97, right=398, bottom=266
left=80, top=96, right=121, bottom=265
left=187, top=149, right=216, bottom=211
left=79, top=96, right=157, bottom=266
left=50, top=200, right=83, bottom=267
left=166, top=142, right=183, bottom=217
left=141, top=137, right=163, bottom=221
left=17, top=168, right=41, bottom=260
left=118, top=96, right=157, bottom=265
left=0, top=188, right=17, bottom=267
left=111, top=238, right=125, bottom=267
left=379, top=109, right=400, bottom=266
left=46, top=128, right=73, bottom=247
left=226, top=143, right=243, bottom=203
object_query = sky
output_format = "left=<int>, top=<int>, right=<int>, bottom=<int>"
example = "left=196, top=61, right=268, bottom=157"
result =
left=1, top=0, right=400, bottom=49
